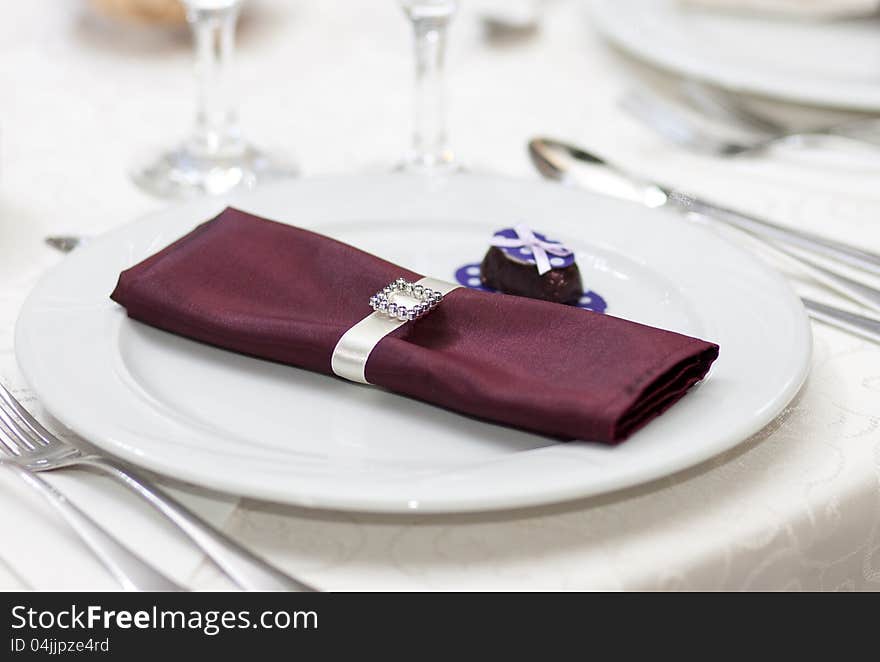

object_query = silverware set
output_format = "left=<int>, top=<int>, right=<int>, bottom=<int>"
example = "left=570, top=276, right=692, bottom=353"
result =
left=606, top=79, right=880, bottom=338
left=0, top=382, right=315, bottom=592
left=528, top=137, right=880, bottom=344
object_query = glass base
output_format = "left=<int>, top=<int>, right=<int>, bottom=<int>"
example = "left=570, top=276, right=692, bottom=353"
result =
left=131, top=142, right=298, bottom=199
left=395, top=152, right=464, bottom=176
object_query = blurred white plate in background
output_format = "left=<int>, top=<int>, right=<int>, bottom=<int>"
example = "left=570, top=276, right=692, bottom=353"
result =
left=591, top=0, right=880, bottom=111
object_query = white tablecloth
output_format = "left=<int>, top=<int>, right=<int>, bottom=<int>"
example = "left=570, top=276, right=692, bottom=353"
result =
left=2, top=0, right=880, bottom=591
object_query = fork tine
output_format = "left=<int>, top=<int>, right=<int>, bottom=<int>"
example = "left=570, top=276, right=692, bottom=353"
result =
left=0, top=404, right=41, bottom=453
left=0, top=392, right=44, bottom=451
left=0, top=383, right=55, bottom=447
left=0, top=416, right=25, bottom=456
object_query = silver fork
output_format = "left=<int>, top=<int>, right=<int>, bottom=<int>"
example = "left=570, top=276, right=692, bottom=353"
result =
left=679, top=80, right=880, bottom=146
left=0, top=430, right=183, bottom=591
left=620, top=89, right=880, bottom=156
left=0, top=383, right=315, bottom=592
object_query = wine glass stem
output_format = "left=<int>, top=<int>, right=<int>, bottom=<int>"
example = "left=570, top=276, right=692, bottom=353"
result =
left=410, top=14, right=454, bottom=168
left=188, top=4, right=243, bottom=158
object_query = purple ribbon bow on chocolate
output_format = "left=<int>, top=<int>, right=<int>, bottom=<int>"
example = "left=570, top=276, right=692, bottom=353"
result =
left=490, top=224, right=574, bottom=275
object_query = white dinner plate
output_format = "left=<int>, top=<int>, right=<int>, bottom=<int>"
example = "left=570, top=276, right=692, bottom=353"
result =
left=16, top=174, right=811, bottom=513
left=590, top=0, right=880, bottom=111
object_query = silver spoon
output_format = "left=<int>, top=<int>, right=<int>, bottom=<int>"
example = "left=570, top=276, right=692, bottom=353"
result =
left=527, top=137, right=880, bottom=342
left=528, top=137, right=880, bottom=276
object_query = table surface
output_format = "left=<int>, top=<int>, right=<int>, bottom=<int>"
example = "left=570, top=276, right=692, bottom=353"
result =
left=2, top=0, right=880, bottom=591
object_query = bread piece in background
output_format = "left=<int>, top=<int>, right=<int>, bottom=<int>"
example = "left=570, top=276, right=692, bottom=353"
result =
left=89, top=0, right=187, bottom=25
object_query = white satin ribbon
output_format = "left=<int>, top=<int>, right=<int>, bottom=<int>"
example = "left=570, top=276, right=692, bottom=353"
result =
left=490, top=224, right=573, bottom=276
left=331, top=277, right=461, bottom=384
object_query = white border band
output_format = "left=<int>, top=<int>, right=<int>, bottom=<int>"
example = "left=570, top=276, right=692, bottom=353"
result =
left=330, top=277, right=461, bottom=384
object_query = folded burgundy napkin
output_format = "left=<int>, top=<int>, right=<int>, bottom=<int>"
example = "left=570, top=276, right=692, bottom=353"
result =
left=110, top=208, right=719, bottom=443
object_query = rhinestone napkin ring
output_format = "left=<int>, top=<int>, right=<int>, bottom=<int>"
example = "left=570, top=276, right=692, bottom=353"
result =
left=369, top=278, right=443, bottom=321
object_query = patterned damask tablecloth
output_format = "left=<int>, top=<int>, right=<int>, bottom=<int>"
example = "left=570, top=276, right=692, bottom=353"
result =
left=1, top=0, right=879, bottom=591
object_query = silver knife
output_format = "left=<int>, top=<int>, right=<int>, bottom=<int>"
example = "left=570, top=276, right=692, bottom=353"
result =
left=802, top=298, right=880, bottom=344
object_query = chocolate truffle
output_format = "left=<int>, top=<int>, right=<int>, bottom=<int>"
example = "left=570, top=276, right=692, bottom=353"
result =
left=480, top=228, right=583, bottom=305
